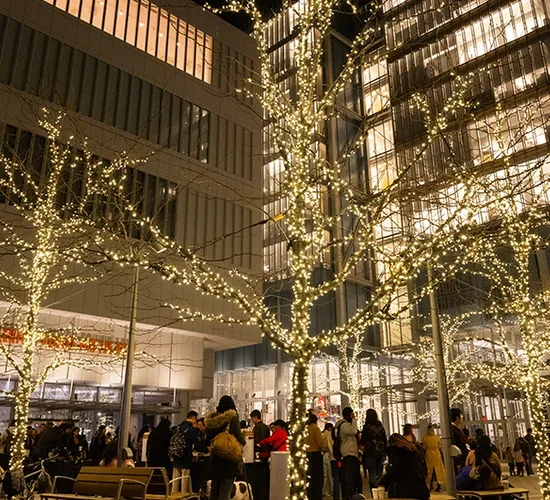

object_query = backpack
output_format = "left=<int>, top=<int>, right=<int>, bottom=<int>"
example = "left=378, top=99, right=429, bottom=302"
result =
left=169, top=427, right=190, bottom=460
left=333, top=425, right=343, bottom=462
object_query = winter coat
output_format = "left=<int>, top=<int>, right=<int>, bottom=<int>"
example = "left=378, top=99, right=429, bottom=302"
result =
left=360, top=421, right=388, bottom=460
left=306, top=423, right=325, bottom=452
left=423, top=434, right=445, bottom=485
left=323, top=430, right=334, bottom=461
left=253, top=422, right=271, bottom=460
left=205, top=409, right=246, bottom=479
left=259, top=427, right=288, bottom=453
left=379, top=444, right=430, bottom=499
left=89, top=434, right=107, bottom=461
left=451, top=424, right=468, bottom=466
left=335, top=419, right=359, bottom=458
left=31, top=427, right=63, bottom=460
left=147, top=421, right=172, bottom=468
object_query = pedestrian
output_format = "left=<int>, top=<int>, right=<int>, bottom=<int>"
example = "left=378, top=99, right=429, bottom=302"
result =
left=360, top=408, right=387, bottom=490
left=196, top=418, right=209, bottom=455
left=89, top=425, right=107, bottom=461
left=505, top=446, right=515, bottom=476
left=378, top=433, right=429, bottom=499
left=450, top=408, right=468, bottom=471
left=471, top=435, right=501, bottom=490
left=258, top=419, right=288, bottom=454
left=146, top=417, right=172, bottom=471
left=24, top=426, right=36, bottom=457
left=335, top=407, right=361, bottom=500
left=205, top=395, right=246, bottom=500
left=322, top=422, right=335, bottom=499
left=171, top=411, right=202, bottom=494
left=250, top=410, right=270, bottom=462
left=514, top=441, right=525, bottom=476
left=306, top=412, right=324, bottom=500
left=68, top=427, right=88, bottom=460
left=0, top=420, right=15, bottom=469
left=31, top=422, right=63, bottom=461
left=403, top=423, right=416, bottom=443
left=136, top=425, right=151, bottom=463
left=423, top=425, right=445, bottom=491
left=519, top=436, right=533, bottom=475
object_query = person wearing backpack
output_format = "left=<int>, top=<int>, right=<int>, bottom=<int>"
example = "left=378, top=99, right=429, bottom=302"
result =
left=360, top=409, right=387, bottom=490
left=378, top=433, right=429, bottom=499
left=205, top=396, right=246, bottom=500
left=171, top=411, right=201, bottom=494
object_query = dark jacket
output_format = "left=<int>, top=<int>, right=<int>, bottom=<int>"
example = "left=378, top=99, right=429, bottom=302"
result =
left=31, top=427, right=64, bottom=460
left=68, top=435, right=88, bottom=460
left=451, top=424, right=468, bottom=466
left=205, top=409, right=245, bottom=479
left=379, top=444, right=429, bottom=499
left=253, top=422, right=271, bottom=460
left=89, top=434, right=107, bottom=461
left=147, top=421, right=172, bottom=468
left=360, top=421, right=388, bottom=460
left=172, top=421, right=208, bottom=469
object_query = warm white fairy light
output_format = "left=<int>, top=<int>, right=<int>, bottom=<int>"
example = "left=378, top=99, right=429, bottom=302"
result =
left=0, top=111, right=135, bottom=471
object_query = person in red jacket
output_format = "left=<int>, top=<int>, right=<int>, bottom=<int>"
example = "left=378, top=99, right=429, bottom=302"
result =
left=258, top=420, right=288, bottom=457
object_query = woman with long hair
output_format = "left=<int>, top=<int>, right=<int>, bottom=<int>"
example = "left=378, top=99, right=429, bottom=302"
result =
left=89, top=425, right=107, bottom=461
left=403, top=423, right=416, bottom=443
left=378, top=434, right=429, bottom=499
left=472, top=435, right=502, bottom=490
left=422, top=425, right=445, bottom=491
left=205, top=395, right=246, bottom=500
left=360, top=408, right=387, bottom=490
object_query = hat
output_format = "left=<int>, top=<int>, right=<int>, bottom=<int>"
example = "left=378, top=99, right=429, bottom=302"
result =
left=217, top=395, right=236, bottom=413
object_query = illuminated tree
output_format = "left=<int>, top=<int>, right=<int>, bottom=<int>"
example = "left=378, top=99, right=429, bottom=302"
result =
left=0, top=112, right=135, bottom=472
left=100, top=59, right=536, bottom=500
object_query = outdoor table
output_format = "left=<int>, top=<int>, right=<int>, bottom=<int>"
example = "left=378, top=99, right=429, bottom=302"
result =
left=457, top=487, right=529, bottom=500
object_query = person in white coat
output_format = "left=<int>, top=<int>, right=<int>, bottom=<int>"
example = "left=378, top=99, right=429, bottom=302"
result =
left=335, top=408, right=360, bottom=500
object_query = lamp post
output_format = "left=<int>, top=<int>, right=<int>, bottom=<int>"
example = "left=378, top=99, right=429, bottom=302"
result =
left=118, top=265, right=139, bottom=466
left=427, top=262, right=457, bottom=497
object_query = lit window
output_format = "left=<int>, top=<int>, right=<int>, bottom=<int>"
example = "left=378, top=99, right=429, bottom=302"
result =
left=195, top=30, right=205, bottom=79
left=204, top=35, right=213, bottom=84
left=43, top=0, right=216, bottom=85
left=136, top=1, right=148, bottom=50
left=67, top=0, right=80, bottom=16
left=115, top=0, right=128, bottom=40
left=92, top=0, right=105, bottom=29
left=147, top=4, right=158, bottom=56
left=80, top=0, right=93, bottom=23
left=157, top=9, right=169, bottom=61
left=176, top=20, right=187, bottom=71
left=186, top=25, right=196, bottom=75
left=166, top=14, right=177, bottom=65
left=125, top=0, right=139, bottom=45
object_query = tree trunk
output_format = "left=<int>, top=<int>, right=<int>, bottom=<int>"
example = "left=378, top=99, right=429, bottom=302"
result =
left=10, top=350, right=33, bottom=471
left=288, top=358, right=310, bottom=500
left=524, top=369, right=550, bottom=500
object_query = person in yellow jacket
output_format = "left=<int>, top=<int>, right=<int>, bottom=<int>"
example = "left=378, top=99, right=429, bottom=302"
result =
left=423, top=425, right=446, bottom=491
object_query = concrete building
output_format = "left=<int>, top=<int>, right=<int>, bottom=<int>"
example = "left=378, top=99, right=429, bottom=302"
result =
left=0, top=0, right=262, bottom=437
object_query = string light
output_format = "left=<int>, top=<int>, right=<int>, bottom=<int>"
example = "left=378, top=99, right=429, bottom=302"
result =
left=0, top=111, right=136, bottom=471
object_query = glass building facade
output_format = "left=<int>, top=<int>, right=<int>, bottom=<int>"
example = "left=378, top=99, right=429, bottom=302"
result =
left=211, top=0, right=544, bottom=448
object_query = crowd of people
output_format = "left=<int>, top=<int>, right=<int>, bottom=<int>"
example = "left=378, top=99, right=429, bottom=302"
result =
left=0, top=402, right=537, bottom=500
